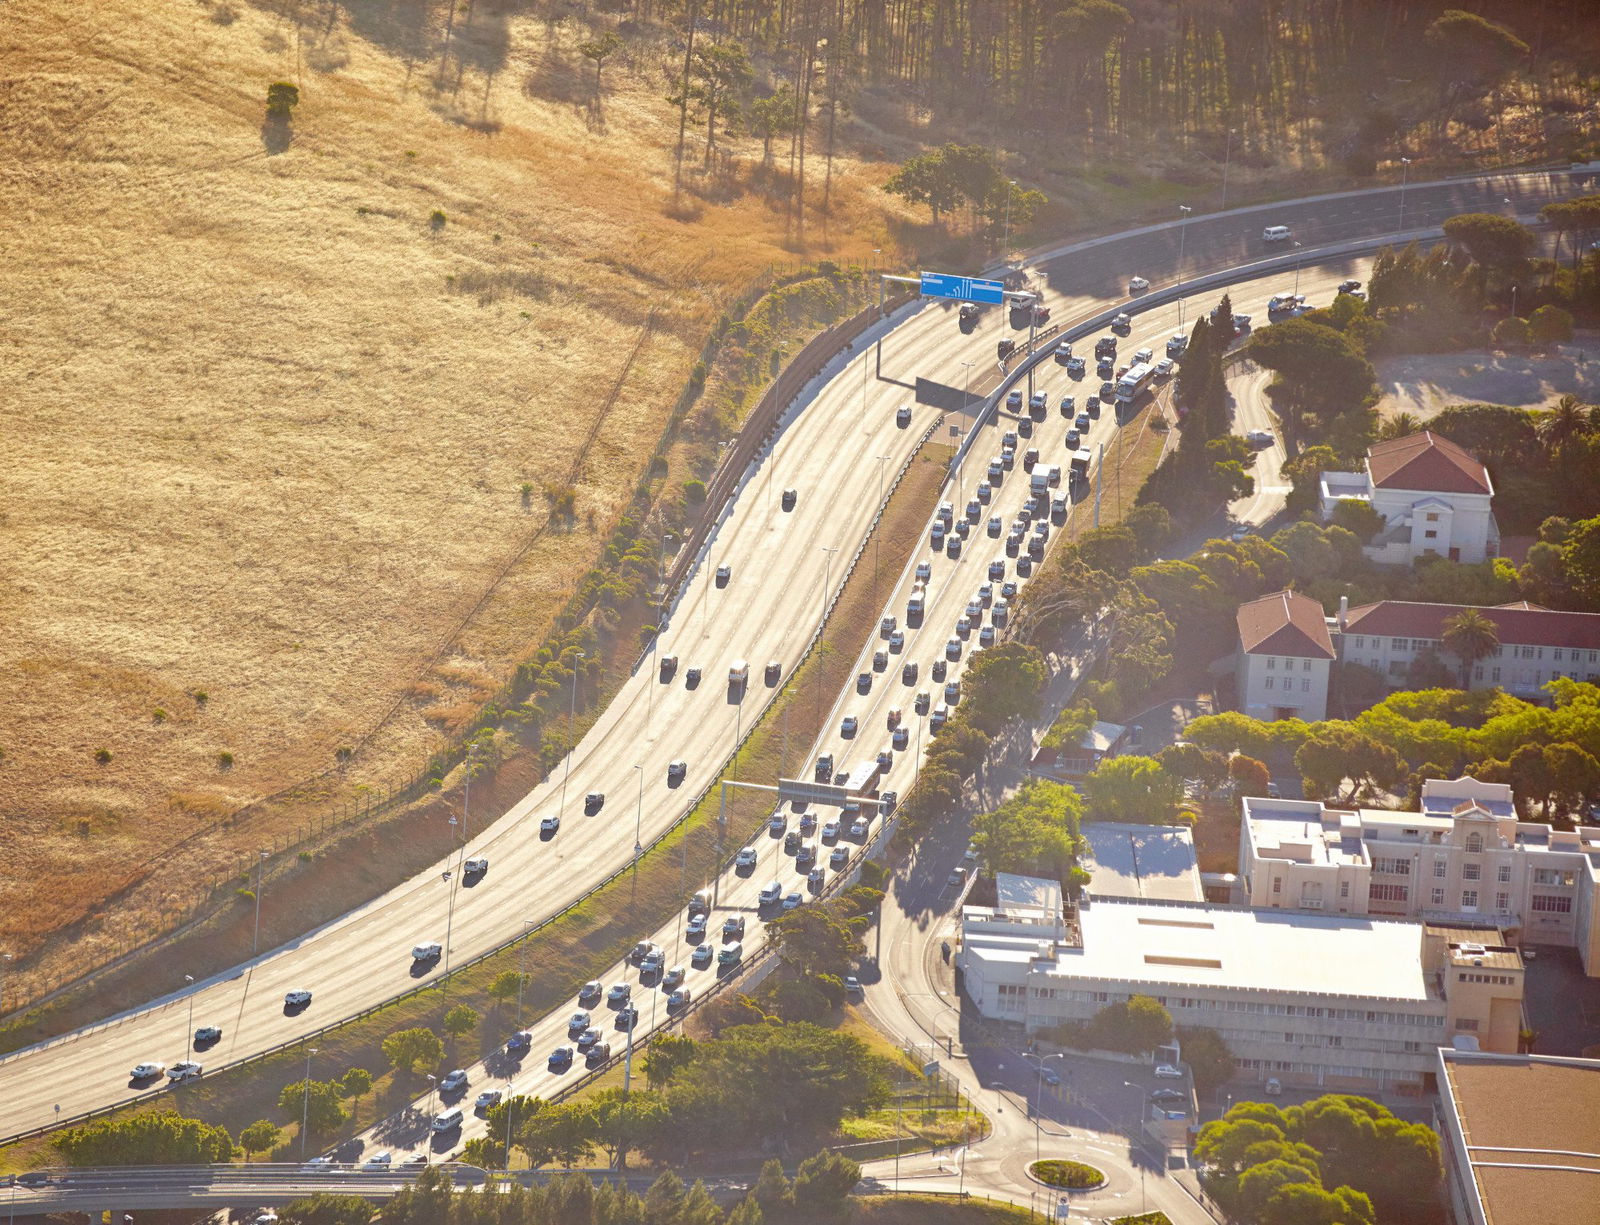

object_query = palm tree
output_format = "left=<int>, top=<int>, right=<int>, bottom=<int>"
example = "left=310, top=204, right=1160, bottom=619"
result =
left=1379, top=411, right=1423, bottom=441
left=1539, top=395, right=1591, bottom=454
left=1442, top=609, right=1501, bottom=689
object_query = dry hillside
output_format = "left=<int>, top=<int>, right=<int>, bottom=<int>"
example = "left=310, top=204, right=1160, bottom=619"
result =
left=0, top=0, right=889, bottom=993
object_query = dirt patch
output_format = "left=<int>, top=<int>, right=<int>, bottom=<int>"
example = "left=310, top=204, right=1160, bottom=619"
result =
left=0, top=0, right=892, bottom=990
left=1374, top=343, right=1600, bottom=421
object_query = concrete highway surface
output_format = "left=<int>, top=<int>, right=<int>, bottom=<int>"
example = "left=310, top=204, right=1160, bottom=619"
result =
left=0, top=165, right=1590, bottom=1150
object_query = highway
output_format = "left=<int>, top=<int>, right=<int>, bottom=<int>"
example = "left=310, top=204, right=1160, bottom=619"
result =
left=0, top=164, right=1590, bottom=1149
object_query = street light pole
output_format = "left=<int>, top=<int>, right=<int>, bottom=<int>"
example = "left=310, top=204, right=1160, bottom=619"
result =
left=1221, top=127, right=1236, bottom=210
left=633, top=763, right=645, bottom=872
left=300, top=1046, right=318, bottom=1159
left=252, top=849, right=269, bottom=955
left=561, top=650, right=585, bottom=819
left=503, top=1079, right=516, bottom=1172
left=1025, top=1052, right=1064, bottom=1161
left=873, top=454, right=890, bottom=609
left=182, top=975, right=195, bottom=1059
left=816, top=545, right=839, bottom=727
left=516, top=917, right=533, bottom=1024
left=1003, top=179, right=1017, bottom=262
left=1293, top=241, right=1305, bottom=297
left=1176, top=204, right=1192, bottom=330
left=1398, top=156, right=1412, bottom=232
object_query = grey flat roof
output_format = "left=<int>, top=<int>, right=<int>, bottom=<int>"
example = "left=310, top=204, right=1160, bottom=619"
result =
left=1081, top=823, right=1203, bottom=902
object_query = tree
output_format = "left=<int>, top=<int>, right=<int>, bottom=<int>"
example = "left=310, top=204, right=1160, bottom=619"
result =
left=884, top=148, right=964, bottom=223
left=1491, top=315, right=1531, bottom=346
left=339, top=1067, right=372, bottom=1108
left=56, top=1111, right=239, bottom=1166
left=962, top=642, right=1048, bottom=731
left=791, top=1150, right=861, bottom=1222
left=666, top=40, right=754, bottom=168
left=443, top=1004, right=480, bottom=1038
left=1123, top=504, right=1174, bottom=557
left=1405, top=648, right=1458, bottom=690
left=587, top=1088, right=669, bottom=1170
left=1082, top=755, right=1183, bottom=822
left=383, top=1027, right=442, bottom=1074
left=1441, top=608, right=1501, bottom=687
left=516, top=1100, right=595, bottom=1169
left=1229, top=754, right=1272, bottom=798
left=1075, top=526, right=1140, bottom=577
left=577, top=30, right=622, bottom=91
left=1528, top=304, right=1575, bottom=346
left=457, top=1135, right=505, bottom=1169
left=1562, top=516, right=1600, bottom=605
left=1295, top=724, right=1406, bottom=802
left=265, top=81, right=300, bottom=120
left=642, top=1033, right=698, bottom=1089
left=1329, top=497, right=1384, bottom=541
left=1247, top=320, right=1378, bottom=445
left=1082, top=995, right=1172, bottom=1053
left=767, top=899, right=867, bottom=979
left=279, top=1195, right=377, bottom=1225
left=1179, top=1027, right=1236, bottom=1092
left=752, top=1158, right=793, bottom=1213
left=278, top=1080, right=347, bottom=1135
left=1442, top=213, right=1536, bottom=280
left=487, top=970, right=528, bottom=1008
left=1424, top=10, right=1528, bottom=97
left=1160, top=742, right=1231, bottom=793
left=747, top=85, right=797, bottom=164
left=239, top=1119, right=282, bottom=1159
left=972, top=779, right=1083, bottom=878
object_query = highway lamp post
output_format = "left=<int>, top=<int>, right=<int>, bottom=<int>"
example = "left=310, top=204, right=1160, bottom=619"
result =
left=442, top=834, right=460, bottom=974
left=1003, top=180, right=1017, bottom=263
left=1121, top=1081, right=1148, bottom=1214
left=1511, top=283, right=1519, bottom=319
left=425, top=1073, right=438, bottom=1127
left=633, top=763, right=645, bottom=873
left=182, top=974, right=195, bottom=1060
left=1293, top=242, right=1304, bottom=297
left=873, top=454, right=890, bottom=609
left=252, top=849, right=269, bottom=955
left=516, top=918, right=534, bottom=1024
left=1221, top=127, right=1236, bottom=210
left=561, top=651, right=585, bottom=819
left=1176, top=205, right=1192, bottom=329
left=816, top=545, right=839, bottom=727
left=1398, top=156, right=1412, bottom=233
left=299, top=1047, right=318, bottom=1159
left=503, top=1078, right=516, bottom=1172
left=1024, top=1052, right=1064, bottom=1161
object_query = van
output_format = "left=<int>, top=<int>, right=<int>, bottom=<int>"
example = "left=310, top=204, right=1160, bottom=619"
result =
left=431, top=1108, right=464, bottom=1133
left=1262, top=225, right=1291, bottom=243
left=729, top=660, right=749, bottom=686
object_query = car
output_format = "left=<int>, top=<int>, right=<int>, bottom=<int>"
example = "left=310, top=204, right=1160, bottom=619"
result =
left=193, top=1025, right=222, bottom=1045
left=963, top=842, right=979, bottom=861
left=578, top=980, right=603, bottom=1006
left=1246, top=428, right=1274, bottom=447
left=873, top=649, right=889, bottom=671
left=1001, top=580, right=1018, bottom=600
left=772, top=813, right=788, bottom=836
left=691, top=944, right=714, bottom=968
left=616, top=1004, right=638, bottom=1030
left=822, top=819, right=841, bottom=841
left=1268, top=293, right=1305, bottom=314
left=781, top=488, right=797, bottom=511
left=401, top=1155, right=429, bottom=1168
left=506, top=1029, right=533, bottom=1052
left=830, top=845, right=850, bottom=869
left=585, top=1042, right=612, bottom=1064
left=723, top=914, right=746, bottom=939
left=986, top=514, right=1003, bottom=538
left=1129, top=275, right=1149, bottom=292
left=476, top=1089, right=504, bottom=1109
left=880, top=789, right=898, bottom=812
left=1099, top=380, right=1116, bottom=401
left=684, top=666, right=702, bottom=686
left=979, top=625, right=995, bottom=646
left=937, top=501, right=954, bottom=526
left=997, top=337, right=1016, bottom=360
left=808, top=865, right=826, bottom=890
left=1054, top=338, right=1073, bottom=362
left=607, top=982, right=632, bottom=1003
left=668, top=759, right=687, bottom=783
left=409, top=938, right=443, bottom=962
left=877, top=749, right=893, bottom=771
left=659, top=654, right=678, bottom=681
left=1041, top=1067, right=1062, bottom=1086
left=1230, top=523, right=1252, bottom=542
left=364, top=1152, right=395, bottom=1169
left=892, top=725, right=909, bottom=750
left=1017, top=553, right=1034, bottom=576
left=946, top=638, right=962, bottom=661
left=916, top=561, right=932, bottom=583
left=1066, top=354, right=1087, bottom=376
left=1150, top=1088, right=1186, bottom=1104
left=850, top=817, right=869, bottom=838
left=167, top=1061, right=203, bottom=1081
left=1064, top=428, right=1079, bottom=449
left=947, top=536, right=962, bottom=559
left=947, top=866, right=968, bottom=888
left=1031, top=303, right=1051, bottom=324
left=930, top=703, right=948, bottom=731
left=668, top=987, right=693, bottom=1009
left=1338, top=279, right=1363, bottom=294
left=945, top=680, right=962, bottom=704
left=718, top=942, right=744, bottom=966
left=993, top=599, right=1009, bottom=626
left=814, top=753, right=833, bottom=781
left=896, top=405, right=913, bottom=427
left=735, top=847, right=758, bottom=869
left=715, top=564, right=731, bottom=587
left=662, top=965, right=685, bottom=990
left=844, top=975, right=862, bottom=995
left=1096, top=357, right=1113, bottom=379
left=1264, top=1077, right=1283, bottom=1095
left=1267, top=782, right=1283, bottom=798
left=955, top=614, right=971, bottom=639
left=640, top=950, right=664, bottom=975
left=539, top=815, right=560, bottom=835
left=284, top=989, right=313, bottom=1008
left=765, top=659, right=782, bottom=685
left=569, top=1028, right=600, bottom=1052
left=967, top=497, right=983, bottom=520
left=759, top=880, right=783, bottom=906
left=1005, top=389, right=1024, bottom=411
left=782, top=892, right=804, bottom=912
left=931, top=522, right=945, bottom=548
left=856, top=671, right=871, bottom=694
left=842, top=714, right=859, bottom=737
left=1154, top=1064, right=1184, bottom=1079
left=1155, top=357, right=1174, bottom=377
left=799, top=810, right=817, bottom=833
left=130, top=1062, right=165, bottom=1080
left=440, top=1068, right=469, bottom=1091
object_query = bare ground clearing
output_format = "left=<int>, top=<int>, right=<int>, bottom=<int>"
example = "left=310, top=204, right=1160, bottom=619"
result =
left=1373, top=342, right=1600, bottom=421
left=0, top=0, right=892, bottom=994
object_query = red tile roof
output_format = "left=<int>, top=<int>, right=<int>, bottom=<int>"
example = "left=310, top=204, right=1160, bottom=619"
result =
left=1341, top=600, right=1600, bottom=651
left=1367, top=431, right=1492, bottom=496
left=1237, top=590, right=1336, bottom=660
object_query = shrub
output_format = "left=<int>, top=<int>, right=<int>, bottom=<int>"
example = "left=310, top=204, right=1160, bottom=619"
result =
left=153, top=708, right=168, bottom=723
left=683, top=479, right=708, bottom=504
left=265, top=81, right=300, bottom=120
left=429, top=209, right=447, bottom=230
left=95, top=748, right=113, bottom=764
left=217, top=751, right=235, bottom=768
left=1031, top=1159, right=1105, bottom=1189
left=335, top=745, right=353, bottom=763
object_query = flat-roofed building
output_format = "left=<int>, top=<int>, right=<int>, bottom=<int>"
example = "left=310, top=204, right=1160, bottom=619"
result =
left=1240, top=776, right=1600, bottom=973
left=1081, top=823, right=1203, bottom=902
left=957, top=880, right=1523, bottom=1092
left=1435, top=1048, right=1600, bottom=1225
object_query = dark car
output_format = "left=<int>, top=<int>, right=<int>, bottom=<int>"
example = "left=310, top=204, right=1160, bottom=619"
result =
left=781, top=488, right=797, bottom=511
left=997, top=338, right=1017, bottom=360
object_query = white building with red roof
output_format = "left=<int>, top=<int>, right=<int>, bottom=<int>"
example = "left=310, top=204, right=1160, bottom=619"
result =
left=1236, top=590, right=1337, bottom=721
left=1318, top=431, right=1500, bottom=565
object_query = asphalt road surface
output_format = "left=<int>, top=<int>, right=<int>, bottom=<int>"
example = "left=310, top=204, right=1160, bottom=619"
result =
left=0, top=165, right=1589, bottom=1145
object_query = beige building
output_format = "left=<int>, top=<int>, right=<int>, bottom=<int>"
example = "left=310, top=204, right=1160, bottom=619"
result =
left=1435, top=1048, right=1600, bottom=1225
left=957, top=876, right=1523, bottom=1092
left=1235, top=589, right=1336, bottom=722
left=1238, top=776, right=1600, bottom=973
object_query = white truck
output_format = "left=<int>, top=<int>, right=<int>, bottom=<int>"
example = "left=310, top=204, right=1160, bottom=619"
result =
left=1029, top=464, right=1061, bottom=496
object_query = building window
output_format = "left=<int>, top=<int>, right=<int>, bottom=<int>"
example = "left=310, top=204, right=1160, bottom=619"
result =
left=1302, top=678, right=1310, bottom=692
left=1532, top=895, right=1574, bottom=913
left=1424, top=530, right=1437, bottom=539
left=1353, top=636, right=1365, bottom=648
left=1267, top=657, right=1277, bottom=669
left=1555, top=649, right=1565, bottom=662
left=1265, top=677, right=1275, bottom=690
left=1497, top=865, right=1511, bottom=883
left=1496, top=892, right=1511, bottom=911
left=1389, top=660, right=1407, bottom=677
left=1465, top=833, right=1483, bottom=853
left=1302, top=660, right=1311, bottom=671
left=1431, top=888, right=1445, bottom=905
left=1492, top=667, right=1501, bottom=683
left=1426, top=513, right=1440, bottom=523
left=1462, top=890, right=1478, bottom=909
left=1474, top=665, right=1484, bottom=681
left=1273, top=877, right=1282, bottom=894
left=1374, top=857, right=1412, bottom=875
left=1534, top=868, right=1576, bottom=887
left=1371, top=883, right=1409, bottom=903
left=1455, top=1017, right=1479, bottom=1031
left=1434, top=859, right=1447, bottom=878
left=1391, top=637, right=1408, bottom=649
left=1463, top=862, right=1481, bottom=880
left=1340, top=881, right=1350, bottom=898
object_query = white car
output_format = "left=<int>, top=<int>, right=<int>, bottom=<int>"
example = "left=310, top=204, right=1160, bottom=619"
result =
left=284, top=990, right=313, bottom=1008
left=440, top=1068, right=468, bottom=1091
left=735, top=847, right=758, bottom=868
left=782, top=892, right=803, bottom=911
left=129, top=1062, right=164, bottom=1080
left=167, top=1062, right=203, bottom=1081
left=1154, top=357, right=1174, bottom=377
left=411, top=941, right=442, bottom=961
left=539, top=815, right=560, bottom=834
left=363, top=1152, right=394, bottom=1170
left=1128, top=276, right=1150, bottom=292
left=475, top=1090, right=503, bottom=1109
left=1154, top=1063, right=1185, bottom=1079
left=430, top=1109, right=463, bottom=1133
left=1246, top=428, right=1274, bottom=447
left=464, top=857, right=489, bottom=875
left=607, top=982, right=632, bottom=1003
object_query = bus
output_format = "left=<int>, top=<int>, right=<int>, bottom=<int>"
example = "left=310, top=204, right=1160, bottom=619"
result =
left=1116, top=362, right=1157, bottom=403
left=844, top=759, right=883, bottom=796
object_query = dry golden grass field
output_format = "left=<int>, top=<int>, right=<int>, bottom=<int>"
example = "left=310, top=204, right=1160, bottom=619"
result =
left=0, top=0, right=893, bottom=997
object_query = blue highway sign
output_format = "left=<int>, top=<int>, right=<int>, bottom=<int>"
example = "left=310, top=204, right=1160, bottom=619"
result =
left=919, top=272, right=1006, bottom=305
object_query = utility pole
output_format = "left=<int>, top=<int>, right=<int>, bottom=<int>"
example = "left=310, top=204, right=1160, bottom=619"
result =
left=299, top=1047, right=318, bottom=1158
left=252, top=849, right=269, bottom=956
left=1398, top=156, right=1413, bottom=232
left=1176, top=204, right=1192, bottom=330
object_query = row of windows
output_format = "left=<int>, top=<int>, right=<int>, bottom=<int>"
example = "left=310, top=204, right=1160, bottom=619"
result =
left=1371, top=883, right=1410, bottom=902
left=1532, top=894, right=1574, bottom=913
left=1046, top=988, right=1442, bottom=1028
left=1263, top=677, right=1313, bottom=692
left=1343, top=638, right=1600, bottom=667
left=1428, top=887, right=1513, bottom=912
left=1373, top=858, right=1412, bottom=876
left=1263, top=658, right=1315, bottom=671
left=1458, top=973, right=1516, bottom=985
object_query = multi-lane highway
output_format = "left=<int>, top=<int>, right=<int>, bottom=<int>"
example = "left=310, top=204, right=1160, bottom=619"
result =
left=1, top=165, right=1591, bottom=1148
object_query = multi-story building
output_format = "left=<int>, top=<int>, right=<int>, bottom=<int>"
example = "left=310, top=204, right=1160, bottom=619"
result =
left=958, top=874, right=1523, bottom=1092
left=1436, top=1048, right=1600, bottom=1225
left=1239, top=776, right=1600, bottom=973
left=1318, top=431, right=1499, bottom=565
left=1235, top=589, right=1336, bottom=722
left=1334, top=597, right=1600, bottom=698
